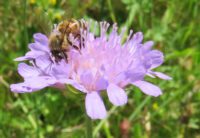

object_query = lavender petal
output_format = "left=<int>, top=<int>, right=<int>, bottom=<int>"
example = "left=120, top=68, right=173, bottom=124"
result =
left=133, top=81, right=162, bottom=97
left=85, top=92, right=107, bottom=119
left=154, top=72, right=172, bottom=80
left=107, top=83, right=128, bottom=106
left=18, top=63, right=40, bottom=77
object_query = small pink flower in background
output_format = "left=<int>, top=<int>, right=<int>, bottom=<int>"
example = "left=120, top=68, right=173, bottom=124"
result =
left=10, top=20, right=171, bottom=119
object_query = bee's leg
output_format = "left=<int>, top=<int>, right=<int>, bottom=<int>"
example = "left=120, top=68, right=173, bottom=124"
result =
left=72, top=45, right=82, bottom=55
left=60, top=50, right=68, bottom=63
left=51, top=50, right=63, bottom=63
left=71, top=34, right=83, bottom=53
left=72, top=45, right=79, bottom=50
left=75, top=33, right=85, bottom=49
left=67, top=37, right=82, bottom=54
left=81, top=37, right=85, bottom=48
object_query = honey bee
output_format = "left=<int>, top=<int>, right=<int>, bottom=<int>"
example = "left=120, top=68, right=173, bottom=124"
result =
left=49, top=19, right=87, bottom=63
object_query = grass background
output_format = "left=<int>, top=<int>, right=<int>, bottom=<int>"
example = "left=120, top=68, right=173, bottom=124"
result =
left=0, top=0, right=200, bottom=137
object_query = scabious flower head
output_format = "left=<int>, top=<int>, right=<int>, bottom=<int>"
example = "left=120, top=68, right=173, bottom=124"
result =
left=10, top=20, right=171, bottom=119
left=11, top=33, right=71, bottom=92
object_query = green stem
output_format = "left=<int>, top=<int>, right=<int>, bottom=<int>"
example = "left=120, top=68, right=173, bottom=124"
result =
left=128, top=96, right=151, bottom=121
left=86, top=115, right=93, bottom=138
left=106, top=0, right=116, bottom=22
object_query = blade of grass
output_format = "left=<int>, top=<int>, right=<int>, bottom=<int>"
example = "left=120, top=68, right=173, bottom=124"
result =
left=128, top=96, right=151, bottom=121
left=106, top=0, right=116, bottom=22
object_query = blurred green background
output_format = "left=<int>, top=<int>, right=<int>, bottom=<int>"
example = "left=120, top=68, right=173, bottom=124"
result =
left=0, top=0, right=200, bottom=137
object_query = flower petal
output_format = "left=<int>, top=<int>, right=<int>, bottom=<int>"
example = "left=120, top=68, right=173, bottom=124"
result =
left=34, top=55, right=53, bottom=71
left=24, top=77, right=56, bottom=88
left=11, top=77, right=56, bottom=93
left=26, top=33, right=49, bottom=52
left=80, top=71, right=94, bottom=87
left=153, top=72, right=172, bottom=80
left=148, top=50, right=164, bottom=69
left=142, top=41, right=154, bottom=51
left=125, top=66, right=146, bottom=82
left=132, top=81, right=162, bottom=97
left=14, top=50, right=46, bottom=61
left=33, top=33, right=49, bottom=47
left=18, top=63, right=40, bottom=77
left=65, top=79, right=88, bottom=93
left=10, top=83, right=35, bottom=93
left=107, top=83, right=128, bottom=106
left=95, top=77, right=108, bottom=91
left=133, top=32, right=143, bottom=43
left=113, top=72, right=127, bottom=84
left=14, top=56, right=30, bottom=61
left=51, top=60, right=70, bottom=78
left=85, top=92, right=107, bottom=119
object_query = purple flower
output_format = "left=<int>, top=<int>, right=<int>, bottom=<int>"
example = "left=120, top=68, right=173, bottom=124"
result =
left=10, top=21, right=171, bottom=119
left=11, top=33, right=71, bottom=93
left=15, top=33, right=50, bottom=61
